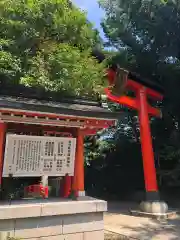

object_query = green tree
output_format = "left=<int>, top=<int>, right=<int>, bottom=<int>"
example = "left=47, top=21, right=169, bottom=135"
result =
left=99, top=0, right=180, bottom=188
left=0, top=0, right=106, bottom=97
left=99, top=0, right=180, bottom=102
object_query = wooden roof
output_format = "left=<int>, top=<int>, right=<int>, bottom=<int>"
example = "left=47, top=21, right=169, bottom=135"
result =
left=0, top=83, right=119, bottom=129
left=92, top=48, right=164, bottom=94
left=0, top=95, right=118, bottom=120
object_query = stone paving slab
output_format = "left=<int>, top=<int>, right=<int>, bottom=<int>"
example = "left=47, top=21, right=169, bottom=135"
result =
left=104, top=201, right=180, bottom=240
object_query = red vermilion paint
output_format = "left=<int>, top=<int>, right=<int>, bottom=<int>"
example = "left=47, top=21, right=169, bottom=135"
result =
left=106, top=69, right=162, bottom=193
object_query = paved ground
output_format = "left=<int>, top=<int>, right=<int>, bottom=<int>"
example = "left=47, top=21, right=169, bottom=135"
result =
left=104, top=201, right=180, bottom=239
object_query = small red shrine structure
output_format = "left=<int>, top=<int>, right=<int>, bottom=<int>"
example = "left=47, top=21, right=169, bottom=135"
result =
left=0, top=85, right=109, bottom=239
left=0, top=84, right=118, bottom=199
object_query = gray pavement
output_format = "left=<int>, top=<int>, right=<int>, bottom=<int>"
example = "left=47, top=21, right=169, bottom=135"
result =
left=104, top=201, right=180, bottom=239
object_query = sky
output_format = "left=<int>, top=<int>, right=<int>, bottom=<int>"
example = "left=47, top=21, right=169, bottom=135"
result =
left=72, top=0, right=105, bottom=38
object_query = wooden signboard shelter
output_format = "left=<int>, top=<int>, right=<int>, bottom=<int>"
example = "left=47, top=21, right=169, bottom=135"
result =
left=0, top=83, right=119, bottom=199
left=0, top=86, right=112, bottom=239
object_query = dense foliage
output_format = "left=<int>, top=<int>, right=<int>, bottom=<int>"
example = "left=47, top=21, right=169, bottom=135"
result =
left=1, top=0, right=180, bottom=196
left=84, top=0, right=180, bottom=193
left=0, top=0, right=106, bottom=97
left=99, top=0, right=180, bottom=109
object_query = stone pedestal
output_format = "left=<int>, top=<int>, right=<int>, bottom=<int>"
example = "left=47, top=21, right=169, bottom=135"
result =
left=139, top=201, right=168, bottom=214
left=0, top=198, right=107, bottom=240
left=130, top=201, right=177, bottom=220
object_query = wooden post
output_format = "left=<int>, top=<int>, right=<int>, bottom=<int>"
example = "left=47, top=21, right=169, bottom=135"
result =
left=138, top=87, right=159, bottom=200
left=61, top=174, right=72, bottom=198
left=72, top=128, right=85, bottom=198
left=0, top=122, right=6, bottom=186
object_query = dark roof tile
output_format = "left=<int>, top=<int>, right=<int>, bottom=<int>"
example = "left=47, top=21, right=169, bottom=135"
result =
left=0, top=95, right=119, bottom=120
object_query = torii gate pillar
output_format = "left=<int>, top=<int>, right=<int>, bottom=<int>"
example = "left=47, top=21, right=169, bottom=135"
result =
left=138, top=87, right=158, bottom=199
left=105, top=71, right=168, bottom=215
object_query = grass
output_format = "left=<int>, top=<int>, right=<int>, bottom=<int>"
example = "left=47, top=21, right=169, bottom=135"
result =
left=0, top=233, right=21, bottom=240
left=105, top=231, right=130, bottom=240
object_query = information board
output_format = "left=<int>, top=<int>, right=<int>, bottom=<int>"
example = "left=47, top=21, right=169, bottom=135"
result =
left=3, top=134, right=76, bottom=177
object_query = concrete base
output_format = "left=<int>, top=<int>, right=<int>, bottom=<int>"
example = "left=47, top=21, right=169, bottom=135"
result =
left=130, top=201, right=176, bottom=220
left=130, top=210, right=177, bottom=220
left=0, top=198, right=107, bottom=240
left=139, top=201, right=168, bottom=214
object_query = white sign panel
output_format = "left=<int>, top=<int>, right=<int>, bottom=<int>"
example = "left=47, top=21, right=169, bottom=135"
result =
left=3, top=134, right=76, bottom=177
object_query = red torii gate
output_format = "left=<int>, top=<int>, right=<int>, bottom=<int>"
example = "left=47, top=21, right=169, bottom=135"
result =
left=105, top=68, right=168, bottom=214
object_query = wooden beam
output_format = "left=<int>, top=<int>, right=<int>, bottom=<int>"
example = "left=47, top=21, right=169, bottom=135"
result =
left=126, top=80, right=163, bottom=101
left=0, top=108, right=116, bottom=129
left=105, top=88, right=139, bottom=110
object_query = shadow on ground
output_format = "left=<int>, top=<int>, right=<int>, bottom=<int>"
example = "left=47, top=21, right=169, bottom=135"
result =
left=105, top=201, right=180, bottom=239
